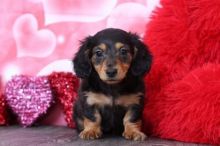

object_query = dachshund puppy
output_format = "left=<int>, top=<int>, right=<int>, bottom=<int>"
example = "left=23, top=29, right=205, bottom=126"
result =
left=73, top=28, right=152, bottom=141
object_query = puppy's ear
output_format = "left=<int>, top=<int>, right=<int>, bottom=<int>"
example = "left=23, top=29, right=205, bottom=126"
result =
left=73, top=36, right=93, bottom=78
left=129, top=33, right=152, bottom=76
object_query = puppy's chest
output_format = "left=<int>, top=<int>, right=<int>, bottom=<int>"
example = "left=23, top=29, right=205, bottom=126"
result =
left=85, top=92, right=143, bottom=133
left=85, top=92, right=142, bottom=108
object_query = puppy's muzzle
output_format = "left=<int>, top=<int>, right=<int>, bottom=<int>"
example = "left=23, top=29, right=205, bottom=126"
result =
left=106, top=68, right=117, bottom=78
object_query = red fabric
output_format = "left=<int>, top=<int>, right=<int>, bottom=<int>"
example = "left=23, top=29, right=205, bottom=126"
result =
left=0, top=83, right=7, bottom=125
left=143, top=0, right=220, bottom=144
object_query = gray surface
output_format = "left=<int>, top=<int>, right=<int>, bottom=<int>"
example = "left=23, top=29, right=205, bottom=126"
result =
left=0, top=126, right=209, bottom=146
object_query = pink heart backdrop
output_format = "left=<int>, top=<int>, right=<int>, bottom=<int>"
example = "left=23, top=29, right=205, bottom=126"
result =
left=0, top=0, right=160, bottom=83
left=0, top=0, right=160, bottom=126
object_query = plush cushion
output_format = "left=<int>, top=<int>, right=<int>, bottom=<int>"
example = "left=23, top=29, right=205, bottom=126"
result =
left=143, top=0, right=220, bottom=144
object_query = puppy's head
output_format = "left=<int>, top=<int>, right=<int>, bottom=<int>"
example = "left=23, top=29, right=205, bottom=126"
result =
left=73, top=28, right=152, bottom=84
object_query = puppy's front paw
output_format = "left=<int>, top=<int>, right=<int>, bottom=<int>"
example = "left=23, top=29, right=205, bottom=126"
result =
left=79, top=128, right=102, bottom=140
left=123, top=130, right=147, bottom=141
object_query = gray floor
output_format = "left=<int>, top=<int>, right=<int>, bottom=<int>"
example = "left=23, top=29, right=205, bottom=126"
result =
left=0, top=126, right=210, bottom=146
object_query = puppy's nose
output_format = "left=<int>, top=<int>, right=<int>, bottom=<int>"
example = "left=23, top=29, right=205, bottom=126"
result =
left=106, top=69, right=117, bottom=78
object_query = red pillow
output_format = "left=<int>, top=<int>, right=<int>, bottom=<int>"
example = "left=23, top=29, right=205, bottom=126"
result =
left=143, top=0, right=220, bottom=144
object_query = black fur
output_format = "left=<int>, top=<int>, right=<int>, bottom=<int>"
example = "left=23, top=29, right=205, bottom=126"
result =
left=129, top=33, right=152, bottom=76
left=73, top=36, right=93, bottom=78
left=73, top=28, right=152, bottom=135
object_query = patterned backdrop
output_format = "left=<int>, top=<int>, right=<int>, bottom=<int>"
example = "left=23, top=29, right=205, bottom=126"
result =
left=0, top=0, right=160, bottom=85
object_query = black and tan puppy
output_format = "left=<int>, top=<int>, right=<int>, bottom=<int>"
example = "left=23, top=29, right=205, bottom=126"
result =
left=73, top=28, right=152, bottom=141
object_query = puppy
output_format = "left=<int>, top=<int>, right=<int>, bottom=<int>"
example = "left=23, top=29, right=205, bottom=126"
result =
left=73, top=28, right=152, bottom=141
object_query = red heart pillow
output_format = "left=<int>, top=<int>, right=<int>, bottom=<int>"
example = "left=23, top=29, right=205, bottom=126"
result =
left=0, top=82, right=7, bottom=125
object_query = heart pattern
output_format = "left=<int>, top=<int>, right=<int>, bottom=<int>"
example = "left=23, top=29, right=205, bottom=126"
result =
left=107, top=3, right=151, bottom=35
left=13, top=14, right=56, bottom=58
left=1, top=0, right=159, bottom=127
left=5, top=75, right=53, bottom=127
left=42, top=0, right=117, bottom=24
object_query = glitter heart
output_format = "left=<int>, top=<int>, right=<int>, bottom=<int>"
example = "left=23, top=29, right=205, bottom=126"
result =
left=0, top=94, right=6, bottom=125
left=0, top=84, right=7, bottom=125
left=13, top=14, right=56, bottom=58
left=5, top=75, right=53, bottom=127
left=48, top=72, right=79, bottom=128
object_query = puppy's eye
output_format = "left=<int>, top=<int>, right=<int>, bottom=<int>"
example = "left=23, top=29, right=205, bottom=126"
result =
left=119, top=47, right=128, bottom=55
left=95, top=50, right=103, bottom=57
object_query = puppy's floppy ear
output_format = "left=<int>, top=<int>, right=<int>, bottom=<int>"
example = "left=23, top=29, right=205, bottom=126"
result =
left=73, top=36, right=93, bottom=78
left=129, top=33, right=152, bottom=76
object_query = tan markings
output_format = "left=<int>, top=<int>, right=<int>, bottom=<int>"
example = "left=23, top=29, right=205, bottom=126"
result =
left=115, top=93, right=142, bottom=107
left=114, top=59, right=131, bottom=81
left=122, top=110, right=147, bottom=141
left=118, top=59, right=130, bottom=72
left=115, top=42, right=124, bottom=49
left=79, top=110, right=102, bottom=140
left=92, top=42, right=132, bottom=83
left=86, top=92, right=112, bottom=106
left=97, top=43, right=107, bottom=51
left=121, top=62, right=131, bottom=72
left=92, top=59, right=108, bottom=81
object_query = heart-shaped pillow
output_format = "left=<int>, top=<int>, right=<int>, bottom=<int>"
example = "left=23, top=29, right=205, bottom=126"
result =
left=5, top=75, right=53, bottom=127
left=48, top=72, right=79, bottom=128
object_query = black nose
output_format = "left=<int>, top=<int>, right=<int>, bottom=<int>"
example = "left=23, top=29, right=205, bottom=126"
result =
left=106, top=69, right=117, bottom=78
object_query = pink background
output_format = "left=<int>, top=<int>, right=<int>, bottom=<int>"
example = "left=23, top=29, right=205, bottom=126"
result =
left=0, top=0, right=160, bottom=85
left=0, top=0, right=160, bottom=126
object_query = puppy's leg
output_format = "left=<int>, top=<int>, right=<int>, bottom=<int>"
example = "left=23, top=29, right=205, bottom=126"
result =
left=79, top=107, right=102, bottom=140
left=122, top=106, right=146, bottom=141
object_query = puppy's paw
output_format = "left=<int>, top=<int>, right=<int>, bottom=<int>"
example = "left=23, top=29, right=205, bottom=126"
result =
left=123, top=130, right=147, bottom=141
left=79, top=128, right=102, bottom=140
